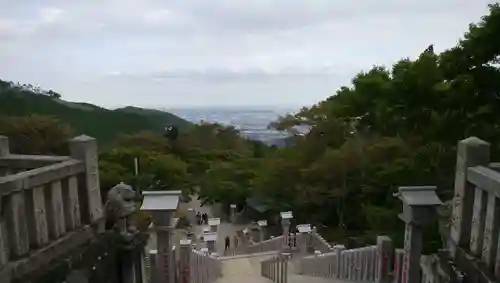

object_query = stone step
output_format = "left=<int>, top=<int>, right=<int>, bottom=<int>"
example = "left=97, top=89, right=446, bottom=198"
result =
left=288, top=274, right=353, bottom=283
left=218, top=250, right=279, bottom=260
left=214, top=275, right=273, bottom=283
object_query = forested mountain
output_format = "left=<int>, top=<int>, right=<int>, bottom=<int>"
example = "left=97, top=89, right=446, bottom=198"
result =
left=0, top=79, right=191, bottom=143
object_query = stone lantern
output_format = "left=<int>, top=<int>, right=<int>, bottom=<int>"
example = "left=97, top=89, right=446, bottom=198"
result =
left=280, top=211, right=293, bottom=248
left=230, top=204, right=237, bottom=223
left=257, top=220, right=268, bottom=244
left=394, top=186, right=442, bottom=283
left=296, top=224, right=312, bottom=255
left=208, top=217, right=221, bottom=233
left=141, top=190, right=181, bottom=283
left=204, top=232, right=218, bottom=253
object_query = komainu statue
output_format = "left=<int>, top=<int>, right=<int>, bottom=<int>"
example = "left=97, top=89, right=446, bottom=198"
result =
left=105, top=182, right=138, bottom=239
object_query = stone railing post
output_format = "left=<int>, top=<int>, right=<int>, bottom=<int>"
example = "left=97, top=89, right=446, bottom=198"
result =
left=61, top=175, right=81, bottom=230
left=278, top=257, right=282, bottom=282
left=395, top=186, right=442, bottom=283
left=69, top=135, right=104, bottom=229
left=179, top=240, right=191, bottom=283
left=148, top=250, right=158, bottom=283
left=0, top=136, right=9, bottom=176
left=375, top=236, right=393, bottom=283
left=333, top=245, right=345, bottom=279
left=258, top=220, right=268, bottom=251
left=281, top=253, right=290, bottom=283
left=393, top=249, right=405, bottom=283
left=230, top=204, right=237, bottom=223
left=5, top=191, right=30, bottom=258
left=47, top=180, right=66, bottom=238
left=449, top=137, right=490, bottom=257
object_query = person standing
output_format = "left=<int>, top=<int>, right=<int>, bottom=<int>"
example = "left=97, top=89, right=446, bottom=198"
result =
left=196, top=212, right=201, bottom=225
left=225, top=236, right=231, bottom=252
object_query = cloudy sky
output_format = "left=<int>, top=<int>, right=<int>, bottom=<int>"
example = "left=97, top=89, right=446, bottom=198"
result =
left=0, top=1, right=494, bottom=108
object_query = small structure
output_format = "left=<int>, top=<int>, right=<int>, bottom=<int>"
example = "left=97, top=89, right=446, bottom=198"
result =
left=395, top=186, right=442, bottom=283
left=204, top=233, right=218, bottom=253
left=280, top=211, right=293, bottom=248
left=244, top=197, right=271, bottom=220
left=141, top=190, right=181, bottom=283
left=208, top=217, right=221, bottom=233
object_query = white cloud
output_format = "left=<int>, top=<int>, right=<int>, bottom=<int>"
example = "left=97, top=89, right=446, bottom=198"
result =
left=0, top=0, right=496, bottom=108
left=39, top=7, right=65, bottom=23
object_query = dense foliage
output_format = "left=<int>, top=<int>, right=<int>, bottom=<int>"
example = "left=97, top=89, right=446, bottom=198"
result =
left=258, top=4, right=500, bottom=246
left=1, top=4, right=499, bottom=250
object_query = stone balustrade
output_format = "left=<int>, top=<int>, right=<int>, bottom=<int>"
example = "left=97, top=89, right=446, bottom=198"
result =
left=237, top=235, right=285, bottom=254
left=297, top=236, right=393, bottom=283
left=261, top=253, right=290, bottom=283
left=189, top=248, right=221, bottom=283
left=310, top=229, right=334, bottom=253
left=444, top=137, right=500, bottom=282
left=0, top=135, right=104, bottom=280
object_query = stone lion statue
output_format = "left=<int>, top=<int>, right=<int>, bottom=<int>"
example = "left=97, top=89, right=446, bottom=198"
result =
left=105, top=182, right=138, bottom=238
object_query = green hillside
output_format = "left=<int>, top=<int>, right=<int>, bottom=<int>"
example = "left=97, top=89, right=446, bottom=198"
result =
left=0, top=79, right=192, bottom=142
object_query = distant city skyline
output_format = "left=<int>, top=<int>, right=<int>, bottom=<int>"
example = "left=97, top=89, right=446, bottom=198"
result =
left=0, top=1, right=495, bottom=108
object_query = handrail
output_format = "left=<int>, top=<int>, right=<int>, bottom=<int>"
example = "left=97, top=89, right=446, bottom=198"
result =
left=297, top=236, right=393, bottom=283
left=261, top=253, right=290, bottom=283
left=0, top=135, right=104, bottom=280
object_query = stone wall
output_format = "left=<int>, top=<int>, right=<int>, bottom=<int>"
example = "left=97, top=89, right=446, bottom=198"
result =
left=0, top=135, right=146, bottom=283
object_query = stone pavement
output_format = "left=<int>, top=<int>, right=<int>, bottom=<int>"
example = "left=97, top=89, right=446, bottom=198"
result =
left=215, top=254, right=275, bottom=283
left=287, top=274, right=352, bottom=283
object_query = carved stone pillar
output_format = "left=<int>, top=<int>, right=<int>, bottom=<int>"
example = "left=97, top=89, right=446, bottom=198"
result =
left=179, top=240, right=191, bottom=283
left=395, top=186, right=442, bottom=283
left=449, top=137, right=490, bottom=258
left=70, top=135, right=104, bottom=228
left=141, top=190, right=181, bottom=283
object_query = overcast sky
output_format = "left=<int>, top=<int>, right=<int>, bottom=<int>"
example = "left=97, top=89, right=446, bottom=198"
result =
left=0, top=1, right=494, bottom=109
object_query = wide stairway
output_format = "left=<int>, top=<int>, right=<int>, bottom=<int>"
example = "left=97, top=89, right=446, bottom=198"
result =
left=215, top=253, right=345, bottom=283
left=216, top=254, right=274, bottom=283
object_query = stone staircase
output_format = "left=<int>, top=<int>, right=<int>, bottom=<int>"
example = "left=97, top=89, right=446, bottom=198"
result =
left=215, top=252, right=347, bottom=283
left=215, top=253, right=274, bottom=283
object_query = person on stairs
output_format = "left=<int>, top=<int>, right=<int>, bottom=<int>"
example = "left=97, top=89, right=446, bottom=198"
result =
left=196, top=212, right=201, bottom=225
left=225, top=235, right=231, bottom=254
